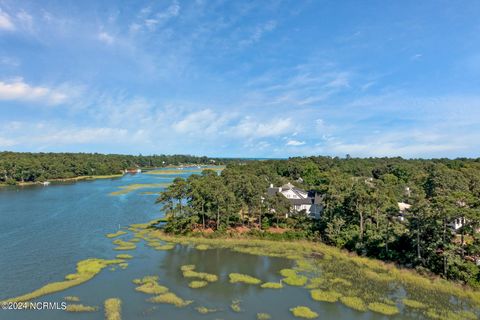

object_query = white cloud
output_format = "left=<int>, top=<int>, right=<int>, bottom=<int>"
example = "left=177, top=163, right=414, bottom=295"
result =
left=0, top=9, right=15, bottom=31
left=234, top=117, right=294, bottom=138
left=0, top=78, right=68, bottom=105
left=172, top=109, right=219, bottom=134
left=98, top=31, right=114, bottom=44
left=286, top=139, right=305, bottom=146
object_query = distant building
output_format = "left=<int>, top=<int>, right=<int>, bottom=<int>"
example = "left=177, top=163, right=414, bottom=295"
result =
left=267, top=182, right=323, bottom=219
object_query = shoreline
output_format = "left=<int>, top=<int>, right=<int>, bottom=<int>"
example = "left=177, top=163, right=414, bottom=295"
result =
left=0, top=174, right=125, bottom=188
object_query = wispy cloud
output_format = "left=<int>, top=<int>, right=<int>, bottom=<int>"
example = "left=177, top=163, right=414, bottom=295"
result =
left=239, top=20, right=276, bottom=46
left=0, top=9, right=15, bottom=31
left=0, top=78, right=68, bottom=105
left=286, top=139, right=305, bottom=146
left=97, top=31, right=115, bottom=44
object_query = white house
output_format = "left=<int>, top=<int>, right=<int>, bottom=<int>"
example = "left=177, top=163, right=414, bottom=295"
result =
left=267, top=182, right=323, bottom=219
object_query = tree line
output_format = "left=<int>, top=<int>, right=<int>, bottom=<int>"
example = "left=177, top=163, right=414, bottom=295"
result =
left=157, top=156, right=480, bottom=287
left=0, top=152, right=234, bottom=185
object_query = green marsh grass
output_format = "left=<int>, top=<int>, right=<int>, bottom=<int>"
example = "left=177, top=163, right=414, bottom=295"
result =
left=104, top=298, right=121, bottom=320
left=65, top=304, right=98, bottom=312
left=106, top=230, right=127, bottom=238
left=230, top=299, right=242, bottom=312
left=229, top=273, right=262, bottom=285
left=402, top=298, right=426, bottom=309
left=340, top=296, right=367, bottom=312
left=64, top=296, right=80, bottom=302
left=290, top=306, right=318, bottom=319
left=367, top=302, right=400, bottom=315
left=138, top=229, right=480, bottom=317
left=134, top=276, right=169, bottom=295
left=260, top=282, right=283, bottom=289
left=116, top=254, right=133, bottom=259
left=188, top=280, right=208, bottom=288
left=1, top=259, right=122, bottom=302
left=195, top=244, right=209, bottom=250
left=181, top=265, right=218, bottom=282
left=196, top=306, right=217, bottom=314
left=148, top=292, right=192, bottom=307
left=310, top=289, right=342, bottom=303
left=112, top=239, right=136, bottom=251
left=257, top=312, right=272, bottom=319
left=109, top=183, right=171, bottom=196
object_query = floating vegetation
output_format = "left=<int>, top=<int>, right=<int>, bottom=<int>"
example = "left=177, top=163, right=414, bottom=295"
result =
left=109, top=183, right=171, bottom=196
left=257, top=312, right=272, bottom=320
left=310, top=289, right=342, bottom=303
left=229, top=273, right=262, bottom=285
left=133, top=275, right=158, bottom=285
left=119, top=263, right=128, bottom=269
left=64, top=296, right=80, bottom=302
left=113, top=239, right=136, bottom=251
left=367, top=302, right=400, bottom=315
left=279, top=268, right=308, bottom=286
left=195, top=244, right=209, bottom=250
left=290, top=306, right=318, bottom=319
left=116, top=254, right=133, bottom=259
left=340, top=296, right=367, bottom=312
left=402, top=298, right=426, bottom=309
left=65, top=304, right=98, bottom=312
left=181, top=265, right=218, bottom=282
left=104, top=298, right=121, bottom=320
left=1, top=259, right=122, bottom=303
left=196, top=306, right=217, bottom=314
left=260, top=282, right=283, bottom=289
left=106, top=230, right=127, bottom=238
left=188, top=280, right=208, bottom=288
left=230, top=299, right=242, bottom=312
left=148, top=292, right=192, bottom=307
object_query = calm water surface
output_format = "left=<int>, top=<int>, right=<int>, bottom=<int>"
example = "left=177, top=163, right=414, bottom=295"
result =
left=0, top=170, right=409, bottom=319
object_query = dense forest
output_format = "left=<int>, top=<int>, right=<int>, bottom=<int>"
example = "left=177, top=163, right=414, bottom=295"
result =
left=0, top=152, right=232, bottom=185
left=157, top=156, right=480, bottom=287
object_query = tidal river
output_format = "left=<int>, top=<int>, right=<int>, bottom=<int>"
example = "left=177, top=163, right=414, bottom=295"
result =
left=0, top=169, right=478, bottom=320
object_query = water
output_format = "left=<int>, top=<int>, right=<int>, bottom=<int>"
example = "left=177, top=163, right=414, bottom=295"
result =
left=0, top=169, right=466, bottom=319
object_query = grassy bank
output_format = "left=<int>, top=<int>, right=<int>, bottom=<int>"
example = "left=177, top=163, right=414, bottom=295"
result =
left=0, top=174, right=125, bottom=187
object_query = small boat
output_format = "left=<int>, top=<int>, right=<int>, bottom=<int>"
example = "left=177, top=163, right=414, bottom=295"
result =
left=42, top=181, right=51, bottom=186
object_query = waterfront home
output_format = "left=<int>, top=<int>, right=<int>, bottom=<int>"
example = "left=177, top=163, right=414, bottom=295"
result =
left=267, top=182, right=323, bottom=219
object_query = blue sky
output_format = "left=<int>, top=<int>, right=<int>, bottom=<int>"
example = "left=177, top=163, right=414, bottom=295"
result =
left=1, top=0, right=479, bottom=158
